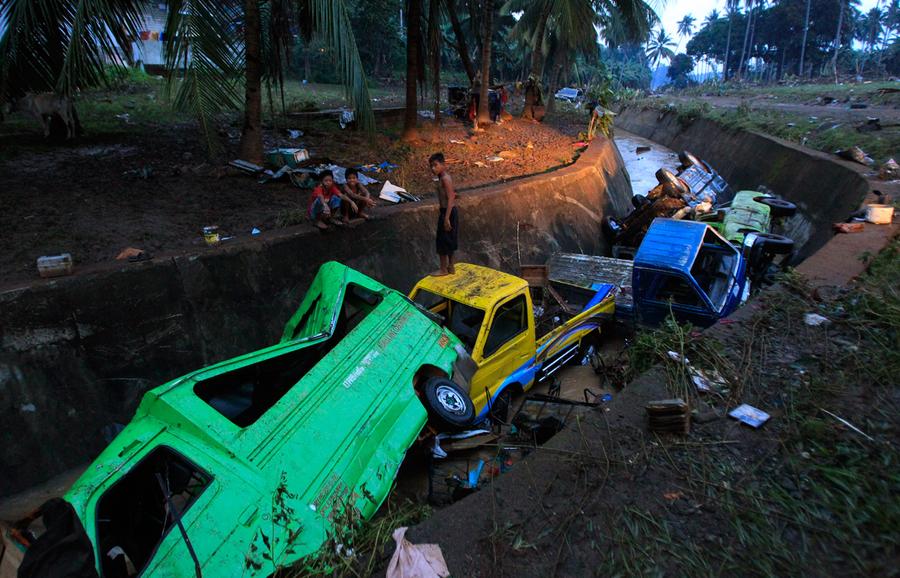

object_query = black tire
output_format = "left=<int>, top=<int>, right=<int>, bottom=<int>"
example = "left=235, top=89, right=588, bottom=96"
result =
left=753, top=233, right=794, bottom=255
left=678, top=151, right=701, bottom=168
left=655, top=168, right=679, bottom=186
left=632, top=194, right=650, bottom=209
left=489, top=388, right=512, bottom=423
left=422, top=377, right=475, bottom=431
left=754, top=196, right=797, bottom=218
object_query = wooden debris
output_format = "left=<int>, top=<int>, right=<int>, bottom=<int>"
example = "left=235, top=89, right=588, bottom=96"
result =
left=646, top=398, right=690, bottom=434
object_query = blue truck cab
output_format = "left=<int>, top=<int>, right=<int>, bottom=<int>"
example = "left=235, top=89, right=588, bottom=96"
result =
left=631, top=219, right=747, bottom=327
left=548, top=219, right=751, bottom=328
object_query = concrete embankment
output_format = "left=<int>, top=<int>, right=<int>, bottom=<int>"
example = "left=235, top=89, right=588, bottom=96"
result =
left=0, top=137, right=633, bottom=497
left=614, top=106, right=872, bottom=259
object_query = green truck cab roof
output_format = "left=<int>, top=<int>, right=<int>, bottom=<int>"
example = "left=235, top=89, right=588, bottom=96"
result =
left=63, top=262, right=462, bottom=577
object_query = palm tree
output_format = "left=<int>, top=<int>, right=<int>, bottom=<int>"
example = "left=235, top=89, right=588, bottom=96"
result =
left=0, top=0, right=375, bottom=162
left=476, top=0, right=494, bottom=128
left=447, top=0, right=477, bottom=82
left=799, top=0, right=812, bottom=76
left=428, top=0, right=443, bottom=125
left=646, top=27, right=676, bottom=68
left=676, top=14, right=695, bottom=51
left=403, top=0, right=423, bottom=140
left=737, top=0, right=755, bottom=79
left=724, top=0, right=740, bottom=80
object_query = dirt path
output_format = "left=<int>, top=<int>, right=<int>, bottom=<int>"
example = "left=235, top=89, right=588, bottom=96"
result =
left=0, top=113, right=586, bottom=287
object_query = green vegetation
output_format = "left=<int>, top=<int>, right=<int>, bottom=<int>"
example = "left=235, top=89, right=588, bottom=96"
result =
left=607, top=241, right=900, bottom=575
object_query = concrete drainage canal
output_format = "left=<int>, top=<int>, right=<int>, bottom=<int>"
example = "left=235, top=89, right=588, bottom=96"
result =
left=0, top=125, right=878, bottom=576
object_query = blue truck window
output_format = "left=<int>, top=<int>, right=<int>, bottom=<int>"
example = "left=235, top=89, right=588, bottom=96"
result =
left=483, top=296, right=527, bottom=357
left=654, top=275, right=703, bottom=308
left=691, top=230, right=739, bottom=312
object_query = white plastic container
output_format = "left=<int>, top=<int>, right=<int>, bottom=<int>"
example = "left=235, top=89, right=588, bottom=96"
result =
left=866, top=204, right=895, bottom=224
left=37, top=254, right=73, bottom=278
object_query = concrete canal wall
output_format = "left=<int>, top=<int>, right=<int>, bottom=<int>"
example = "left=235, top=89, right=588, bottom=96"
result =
left=0, top=137, right=633, bottom=496
left=615, top=106, right=871, bottom=259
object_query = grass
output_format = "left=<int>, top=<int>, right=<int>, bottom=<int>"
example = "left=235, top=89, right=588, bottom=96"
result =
left=676, top=79, right=900, bottom=107
left=634, top=96, right=900, bottom=165
left=608, top=241, right=900, bottom=576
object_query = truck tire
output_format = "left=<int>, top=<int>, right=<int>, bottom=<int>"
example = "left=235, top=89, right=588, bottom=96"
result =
left=422, top=377, right=475, bottom=431
left=754, top=196, right=797, bottom=218
left=754, top=233, right=794, bottom=254
left=656, top=168, right=679, bottom=186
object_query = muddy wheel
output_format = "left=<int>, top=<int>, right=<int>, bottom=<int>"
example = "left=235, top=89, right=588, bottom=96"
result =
left=489, top=388, right=512, bottom=424
left=423, top=377, right=475, bottom=431
left=754, top=196, right=797, bottom=218
left=655, top=168, right=679, bottom=186
left=753, top=233, right=794, bottom=255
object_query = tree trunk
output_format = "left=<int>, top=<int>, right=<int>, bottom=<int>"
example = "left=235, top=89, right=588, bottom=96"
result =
left=429, top=0, right=441, bottom=125
left=239, top=0, right=263, bottom=163
left=830, top=0, right=845, bottom=82
left=799, top=0, right=811, bottom=76
left=724, top=16, right=733, bottom=80
left=403, top=0, right=422, bottom=140
left=476, top=0, right=493, bottom=128
left=738, top=1, right=753, bottom=79
left=747, top=6, right=757, bottom=78
left=446, top=0, right=476, bottom=82
left=530, top=1, right=552, bottom=79
left=545, top=55, right=562, bottom=116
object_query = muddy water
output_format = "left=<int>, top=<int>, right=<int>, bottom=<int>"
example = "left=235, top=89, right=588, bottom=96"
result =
left=614, top=130, right=680, bottom=196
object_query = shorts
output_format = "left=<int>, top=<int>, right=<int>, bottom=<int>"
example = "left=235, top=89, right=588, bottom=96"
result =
left=309, top=195, right=342, bottom=219
left=436, top=207, right=459, bottom=256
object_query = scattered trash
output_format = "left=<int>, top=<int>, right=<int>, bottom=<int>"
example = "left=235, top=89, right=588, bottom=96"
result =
left=636, top=146, right=651, bottom=154
left=449, top=139, right=466, bottom=145
left=572, top=141, right=588, bottom=148
left=266, top=148, right=309, bottom=168
left=833, top=222, right=864, bottom=234
left=432, top=429, right=493, bottom=458
left=115, top=113, right=130, bottom=123
left=386, top=527, right=450, bottom=578
left=258, top=164, right=293, bottom=184
left=601, top=393, right=613, bottom=403
left=287, top=129, right=304, bottom=139
left=786, top=122, right=796, bottom=127
left=835, top=146, right=874, bottom=166
left=729, top=404, right=770, bottom=428
left=123, top=165, right=153, bottom=179
left=229, top=159, right=266, bottom=174
left=486, top=155, right=504, bottom=162
left=418, top=110, right=435, bottom=119
left=497, top=150, right=518, bottom=159
left=467, top=460, right=485, bottom=488
left=849, top=102, right=869, bottom=109
left=866, top=204, right=894, bottom=224
left=202, top=226, right=220, bottom=246
left=379, top=181, right=421, bottom=203
left=251, top=228, right=261, bottom=236
left=879, top=158, right=899, bottom=180
left=474, top=161, right=487, bottom=167
left=856, top=118, right=881, bottom=133
left=339, top=109, right=355, bottom=129
left=663, top=491, right=685, bottom=501
left=116, top=247, right=150, bottom=262
left=357, top=161, right=398, bottom=174
left=20, top=403, right=36, bottom=413
left=819, top=408, right=875, bottom=441
left=804, top=312, right=831, bottom=326
left=37, top=254, right=73, bottom=278
left=646, top=399, right=690, bottom=434
left=308, top=164, right=378, bottom=186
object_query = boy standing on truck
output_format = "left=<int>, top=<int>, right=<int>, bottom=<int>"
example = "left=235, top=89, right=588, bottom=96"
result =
left=429, top=153, right=458, bottom=276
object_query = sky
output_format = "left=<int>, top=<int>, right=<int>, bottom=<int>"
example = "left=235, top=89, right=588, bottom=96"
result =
left=656, top=0, right=882, bottom=50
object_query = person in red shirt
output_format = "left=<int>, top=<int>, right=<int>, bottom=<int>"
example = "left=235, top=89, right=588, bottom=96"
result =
left=308, top=170, right=348, bottom=230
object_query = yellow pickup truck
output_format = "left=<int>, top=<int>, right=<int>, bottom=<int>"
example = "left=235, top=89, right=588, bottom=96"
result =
left=410, top=263, right=616, bottom=423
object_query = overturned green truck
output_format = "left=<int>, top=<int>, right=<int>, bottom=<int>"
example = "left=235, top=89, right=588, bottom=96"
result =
left=6, top=263, right=475, bottom=577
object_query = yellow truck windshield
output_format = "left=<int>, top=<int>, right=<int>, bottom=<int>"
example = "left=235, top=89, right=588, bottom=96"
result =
left=413, top=289, right=484, bottom=352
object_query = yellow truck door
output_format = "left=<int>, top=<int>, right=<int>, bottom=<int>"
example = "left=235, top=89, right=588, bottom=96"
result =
left=467, top=291, right=535, bottom=418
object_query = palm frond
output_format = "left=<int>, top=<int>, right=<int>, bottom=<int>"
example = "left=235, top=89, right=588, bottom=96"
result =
left=308, top=0, right=374, bottom=131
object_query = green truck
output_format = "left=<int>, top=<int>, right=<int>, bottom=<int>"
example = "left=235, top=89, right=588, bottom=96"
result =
left=7, top=262, right=475, bottom=577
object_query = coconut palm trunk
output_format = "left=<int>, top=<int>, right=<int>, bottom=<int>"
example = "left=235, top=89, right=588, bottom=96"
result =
left=446, top=0, right=476, bottom=82
left=830, top=0, right=845, bottom=82
left=531, top=1, right=553, bottom=78
left=738, top=0, right=753, bottom=79
left=476, top=0, right=493, bottom=128
left=724, top=16, right=733, bottom=80
left=239, top=0, right=263, bottom=163
left=799, top=0, right=811, bottom=76
left=429, top=0, right=441, bottom=124
left=403, top=0, right=423, bottom=140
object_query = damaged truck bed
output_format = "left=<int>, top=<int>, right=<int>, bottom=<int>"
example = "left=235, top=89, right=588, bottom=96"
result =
left=4, top=262, right=473, bottom=577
